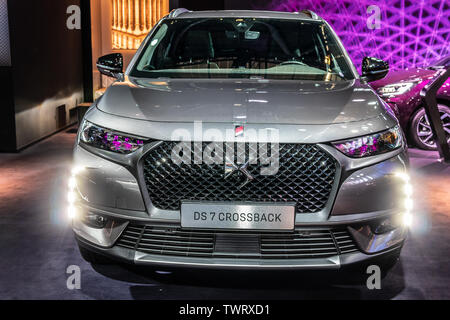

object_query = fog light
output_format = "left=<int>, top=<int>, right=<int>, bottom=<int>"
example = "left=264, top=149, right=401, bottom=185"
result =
left=71, top=166, right=85, bottom=176
left=405, top=198, right=414, bottom=211
left=68, top=191, right=76, bottom=204
left=68, top=177, right=77, bottom=190
left=403, top=212, right=413, bottom=227
left=68, top=205, right=77, bottom=219
left=68, top=166, right=84, bottom=219
left=395, top=170, right=413, bottom=229
left=83, top=212, right=108, bottom=229
left=404, top=183, right=413, bottom=197
left=395, top=171, right=410, bottom=182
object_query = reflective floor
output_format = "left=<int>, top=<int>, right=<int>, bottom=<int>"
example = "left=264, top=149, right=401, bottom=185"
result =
left=0, top=128, right=449, bottom=299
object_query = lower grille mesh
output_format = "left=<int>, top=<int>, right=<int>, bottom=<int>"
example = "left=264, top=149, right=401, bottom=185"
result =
left=116, top=224, right=359, bottom=260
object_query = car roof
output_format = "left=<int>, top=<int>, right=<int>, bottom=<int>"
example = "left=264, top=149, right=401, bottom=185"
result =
left=168, top=9, right=321, bottom=21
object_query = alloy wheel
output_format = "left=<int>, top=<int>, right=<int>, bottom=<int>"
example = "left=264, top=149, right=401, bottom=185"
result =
left=416, top=105, right=450, bottom=148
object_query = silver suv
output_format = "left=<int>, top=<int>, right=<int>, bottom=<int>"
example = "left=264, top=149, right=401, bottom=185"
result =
left=71, top=10, right=411, bottom=272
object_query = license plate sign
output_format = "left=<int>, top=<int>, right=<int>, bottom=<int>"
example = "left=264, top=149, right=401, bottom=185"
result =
left=181, top=202, right=295, bottom=230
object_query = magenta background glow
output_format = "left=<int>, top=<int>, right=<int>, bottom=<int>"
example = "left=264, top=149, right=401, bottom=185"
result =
left=263, top=0, right=449, bottom=71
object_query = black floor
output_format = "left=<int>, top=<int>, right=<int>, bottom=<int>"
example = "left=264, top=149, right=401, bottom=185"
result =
left=0, top=129, right=449, bottom=299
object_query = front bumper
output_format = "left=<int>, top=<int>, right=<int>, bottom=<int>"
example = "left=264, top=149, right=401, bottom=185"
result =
left=73, top=199, right=408, bottom=270
left=75, top=219, right=406, bottom=270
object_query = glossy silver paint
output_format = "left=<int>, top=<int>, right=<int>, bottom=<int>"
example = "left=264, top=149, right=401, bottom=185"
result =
left=97, top=79, right=389, bottom=125
left=73, top=146, right=145, bottom=211
left=73, top=10, right=409, bottom=269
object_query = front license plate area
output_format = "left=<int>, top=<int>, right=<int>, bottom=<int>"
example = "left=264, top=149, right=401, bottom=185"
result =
left=181, top=202, right=296, bottom=231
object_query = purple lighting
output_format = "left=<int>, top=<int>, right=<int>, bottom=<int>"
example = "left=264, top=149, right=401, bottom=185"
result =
left=81, top=122, right=145, bottom=154
left=264, top=0, right=450, bottom=71
left=333, top=126, right=402, bottom=157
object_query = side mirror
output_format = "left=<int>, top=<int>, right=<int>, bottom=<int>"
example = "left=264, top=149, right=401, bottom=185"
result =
left=97, top=53, right=124, bottom=80
left=362, top=57, right=389, bottom=82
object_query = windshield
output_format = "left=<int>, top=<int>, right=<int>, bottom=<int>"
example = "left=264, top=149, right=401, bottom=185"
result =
left=130, top=18, right=355, bottom=81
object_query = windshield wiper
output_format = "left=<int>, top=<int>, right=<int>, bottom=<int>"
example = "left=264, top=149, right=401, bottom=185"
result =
left=278, top=60, right=309, bottom=67
left=248, top=57, right=311, bottom=68
left=172, top=57, right=236, bottom=68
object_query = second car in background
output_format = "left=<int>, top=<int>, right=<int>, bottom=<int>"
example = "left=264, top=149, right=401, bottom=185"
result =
left=371, top=56, right=450, bottom=150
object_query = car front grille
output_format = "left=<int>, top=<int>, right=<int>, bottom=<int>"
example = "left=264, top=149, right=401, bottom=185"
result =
left=142, top=142, right=337, bottom=213
left=116, top=224, right=359, bottom=259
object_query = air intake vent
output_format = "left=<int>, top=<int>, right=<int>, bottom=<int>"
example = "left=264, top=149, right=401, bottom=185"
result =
left=116, top=224, right=359, bottom=260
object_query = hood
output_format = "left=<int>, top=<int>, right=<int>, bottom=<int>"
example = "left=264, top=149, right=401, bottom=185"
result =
left=97, top=78, right=388, bottom=125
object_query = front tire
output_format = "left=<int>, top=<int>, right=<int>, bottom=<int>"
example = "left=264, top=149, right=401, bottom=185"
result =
left=409, top=104, right=450, bottom=150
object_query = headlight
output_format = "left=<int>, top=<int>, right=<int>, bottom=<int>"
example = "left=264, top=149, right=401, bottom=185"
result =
left=377, top=81, right=418, bottom=97
left=333, top=126, right=402, bottom=158
left=79, top=121, right=146, bottom=154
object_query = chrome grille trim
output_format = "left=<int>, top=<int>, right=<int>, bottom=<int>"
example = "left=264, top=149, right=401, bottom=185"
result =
left=142, top=142, right=338, bottom=213
left=333, top=230, right=359, bottom=254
